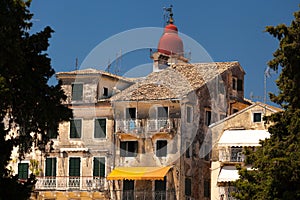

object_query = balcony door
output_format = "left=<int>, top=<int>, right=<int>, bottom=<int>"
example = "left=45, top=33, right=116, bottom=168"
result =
left=69, top=157, right=81, bottom=189
left=123, top=180, right=134, bottom=200
left=125, top=108, right=136, bottom=131
left=155, top=177, right=166, bottom=200
left=45, top=157, right=57, bottom=188
left=149, top=106, right=168, bottom=131
left=126, top=108, right=136, bottom=120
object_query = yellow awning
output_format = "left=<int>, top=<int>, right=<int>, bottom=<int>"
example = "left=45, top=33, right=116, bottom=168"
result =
left=107, top=166, right=172, bottom=180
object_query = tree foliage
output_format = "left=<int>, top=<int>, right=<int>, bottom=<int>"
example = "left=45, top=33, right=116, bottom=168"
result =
left=0, top=0, right=72, bottom=199
left=234, top=8, right=300, bottom=200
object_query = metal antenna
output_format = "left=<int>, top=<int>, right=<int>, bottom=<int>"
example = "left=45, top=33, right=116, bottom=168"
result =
left=75, top=57, right=78, bottom=70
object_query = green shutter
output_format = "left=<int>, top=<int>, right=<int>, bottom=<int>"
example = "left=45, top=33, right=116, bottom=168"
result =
left=69, top=158, right=80, bottom=176
left=93, top=157, right=105, bottom=177
left=18, top=163, right=29, bottom=179
left=70, top=119, right=81, bottom=138
left=45, top=158, right=56, bottom=176
left=94, top=119, right=106, bottom=138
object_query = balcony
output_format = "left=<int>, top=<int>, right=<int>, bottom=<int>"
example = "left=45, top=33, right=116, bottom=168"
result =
left=116, top=118, right=178, bottom=134
left=35, top=176, right=107, bottom=191
left=116, top=119, right=143, bottom=134
left=219, top=148, right=244, bottom=163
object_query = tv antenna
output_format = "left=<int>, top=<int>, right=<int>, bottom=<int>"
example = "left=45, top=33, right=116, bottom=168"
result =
left=250, top=66, right=275, bottom=104
left=114, top=49, right=122, bottom=75
left=75, top=57, right=78, bottom=70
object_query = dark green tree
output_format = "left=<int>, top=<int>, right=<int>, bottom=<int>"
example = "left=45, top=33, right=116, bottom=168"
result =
left=234, top=8, right=300, bottom=200
left=0, top=0, right=72, bottom=199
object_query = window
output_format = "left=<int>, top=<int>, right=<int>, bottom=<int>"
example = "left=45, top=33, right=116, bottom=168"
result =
left=230, top=147, right=243, bottom=162
left=45, top=158, right=57, bottom=176
left=186, top=142, right=191, bottom=158
left=94, top=118, right=106, bottom=138
left=156, top=140, right=167, bottom=157
left=192, top=142, right=197, bottom=157
left=72, top=83, right=83, bottom=101
left=253, top=112, right=262, bottom=122
left=185, top=178, right=191, bottom=196
left=157, top=107, right=168, bottom=118
left=93, top=157, right=105, bottom=177
left=103, top=87, right=108, bottom=97
left=18, top=163, right=29, bottom=179
left=205, top=110, right=211, bottom=126
left=47, top=127, right=57, bottom=139
left=204, top=144, right=210, bottom=161
left=120, top=141, right=138, bottom=157
left=237, top=79, right=243, bottom=91
left=232, top=77, right=237, bottom=90
left=70, top=119, right=82, bottom=138
left=69, top=158, right=80, bottom=177
left=126, top=108, right=136, bottom=119
left=204, top=180, right=210, bottom=198
left=186, top=106, right=193, bottom=123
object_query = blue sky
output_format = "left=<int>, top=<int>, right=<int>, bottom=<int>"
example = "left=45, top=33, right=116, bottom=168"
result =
left=30, top=1, right=298, bottom=103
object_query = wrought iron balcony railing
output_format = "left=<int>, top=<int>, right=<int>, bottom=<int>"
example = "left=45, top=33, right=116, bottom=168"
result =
left=116, top=118, right=177, bottom=134
left=219, top=148, right=244, bottom=163
left=114, top=190, right=176, bottom=200
left=35, top=176, right=107, bottom=191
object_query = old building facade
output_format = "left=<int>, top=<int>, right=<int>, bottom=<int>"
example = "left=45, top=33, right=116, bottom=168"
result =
left=8, top=7, right=258, bottom=200
left=33, top=69, right=134, bottom=199
left=209, top=102, right=281, bottom=200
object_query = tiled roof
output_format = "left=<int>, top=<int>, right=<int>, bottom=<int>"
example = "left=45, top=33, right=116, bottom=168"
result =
left=56, top=68, right=134, bottom=83
left=111, top=61, right=242, bottom=101
left=209, top=102, right=283, bottom=128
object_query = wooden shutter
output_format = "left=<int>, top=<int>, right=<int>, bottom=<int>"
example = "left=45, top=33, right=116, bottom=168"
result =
left=18, top=163, right=29, bottom=179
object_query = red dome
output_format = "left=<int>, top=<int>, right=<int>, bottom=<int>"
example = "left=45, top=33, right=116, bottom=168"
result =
left=158, top=23, right=184, bottom=56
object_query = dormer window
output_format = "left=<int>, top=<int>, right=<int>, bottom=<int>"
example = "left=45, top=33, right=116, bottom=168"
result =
left=232, top=77, right=237, bottom=90
left=103, top=87, right=108, bottom=97
left=72, top=83, right=83, bottom=101
left=232, top=77, right=243, bottom=91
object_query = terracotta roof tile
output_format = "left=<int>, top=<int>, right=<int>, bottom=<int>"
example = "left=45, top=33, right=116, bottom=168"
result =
left=111, top=61, right=242, bottom=101
left=56, top=68, right=134, bottom=83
